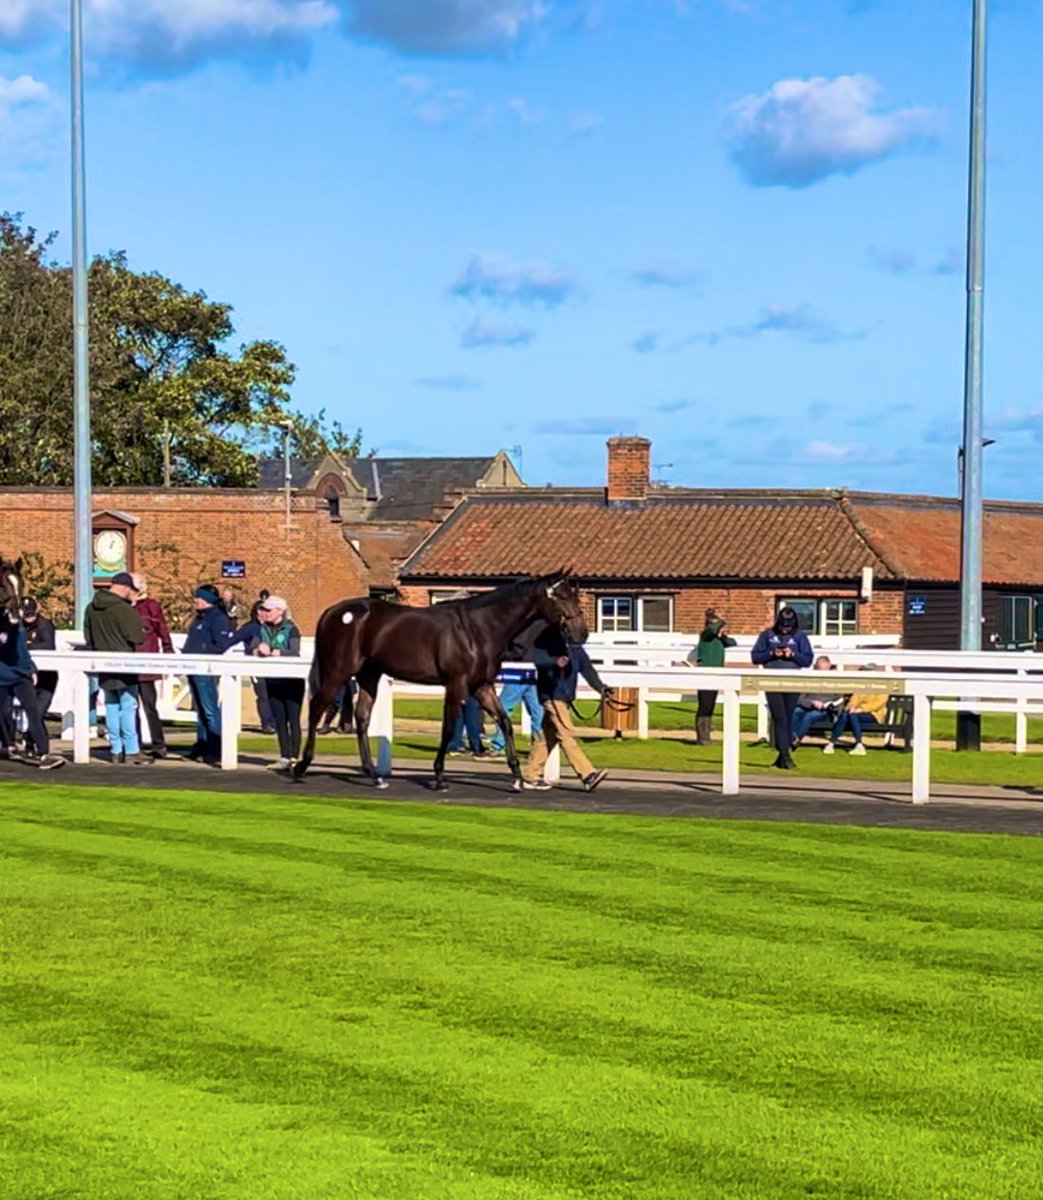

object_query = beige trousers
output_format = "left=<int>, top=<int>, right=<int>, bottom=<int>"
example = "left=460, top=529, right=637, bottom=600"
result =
left=524, top=700, right=595, bottom=782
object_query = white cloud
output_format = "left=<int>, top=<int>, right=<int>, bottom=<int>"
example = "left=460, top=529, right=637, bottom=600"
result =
left=726, top=74, right=940, bottom=188
left=990, top=407, right=1043, bottom=443
left=460, top=318, right=534, bottom=348
left=0, top=74, right=49, bottom=108
left=631, top=261, right=700, bottom=289
left=635, top=303, right=866, bottom=352
left=343, top=0, right=548, bottom=57
left=0, top=74, right=51, bottom=167
left=450, top=252, right=580, bottom=308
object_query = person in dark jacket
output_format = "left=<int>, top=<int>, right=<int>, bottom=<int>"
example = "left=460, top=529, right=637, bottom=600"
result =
left=688, top=609, right=736, bottom=745
left=247, top=589, right=275, bottom=732
left=750, top=606, right=814, bottom=769
left=22, top=597, right=58, bottom=753
left=522, top=626, right=611, bottom=792
left=0, top=612, right=64, bottom=769
left=130, top=574, right=174, bottom=759
left=226, top=595, right=303, bottom=770
left=83, top=573, right=147, bottom=764
left=182, top=585, right=233, bottom=763
left=488, top=618, right=546, bottom=755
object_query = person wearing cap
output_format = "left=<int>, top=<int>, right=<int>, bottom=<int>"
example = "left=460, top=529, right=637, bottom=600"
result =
left=226, top=595, right=303, bottom=771
left=182, top=584, right=234, bottom=763
left=750, top=605, right=814, bottom=770
left=22, top=597, right=58, bottom=750
left=83, top=572, right=148, bottom=764
left=130, top=574, right=174, bottom=759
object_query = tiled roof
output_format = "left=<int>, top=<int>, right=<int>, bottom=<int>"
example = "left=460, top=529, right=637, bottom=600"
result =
left=348, top=456, right=500, bottom=521
left=401, top=489, right=1043, bottom=586
left=343, top=524, right=424, bottom=591
left=402, top=492, right=897, bottom=581
left=850, top=498, right=1043, bottom=586
left=257, top=458, right=323, bottom=490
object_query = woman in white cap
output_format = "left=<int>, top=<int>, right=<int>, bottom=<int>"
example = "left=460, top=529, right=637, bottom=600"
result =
left=227, top=595, right=303, bottom=771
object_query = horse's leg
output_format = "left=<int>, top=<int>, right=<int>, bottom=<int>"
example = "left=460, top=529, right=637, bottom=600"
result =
left=474, top=682, right=522, bottom=790
left=294, top=671, right=352, bottom=780
left=354, top=666, right=387, bottom=789
left=433, top=681, right=467, bottom=791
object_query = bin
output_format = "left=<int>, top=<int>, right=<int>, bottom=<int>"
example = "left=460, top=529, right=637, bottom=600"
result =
left=600, top=687, right=640, bottom=737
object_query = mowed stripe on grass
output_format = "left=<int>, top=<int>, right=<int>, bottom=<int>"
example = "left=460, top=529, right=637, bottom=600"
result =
left=2, top=785, right=1042, bottom=1200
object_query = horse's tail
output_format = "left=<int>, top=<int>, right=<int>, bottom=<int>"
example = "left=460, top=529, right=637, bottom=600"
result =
left=293, top=598, right=368, bottom=779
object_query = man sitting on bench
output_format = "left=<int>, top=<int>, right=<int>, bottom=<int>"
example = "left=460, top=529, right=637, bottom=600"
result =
left=823, top=664, right=888, bottom=756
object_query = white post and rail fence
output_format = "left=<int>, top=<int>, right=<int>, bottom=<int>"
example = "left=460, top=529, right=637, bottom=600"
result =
left=26, top=634, right=1043, bottom=806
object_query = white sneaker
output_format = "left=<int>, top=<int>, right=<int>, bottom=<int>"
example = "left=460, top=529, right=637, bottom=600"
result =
left=266, top=757, right=291, bottom=772
left=849, top=743, right=867, bottom=756
left=822, top=743, right=835, bottom=755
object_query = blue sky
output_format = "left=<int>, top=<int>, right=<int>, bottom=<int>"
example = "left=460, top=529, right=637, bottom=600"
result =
left=2, top=0, right=1042, bottom=497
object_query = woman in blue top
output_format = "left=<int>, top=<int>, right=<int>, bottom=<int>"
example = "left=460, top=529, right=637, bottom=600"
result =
left=750, top=606, right=814, bottom=770
left=182, top=585, right=233, bottom=763
left=227, top=595, right=303, bottom=771
left=0, top=614, right=63, bottom=769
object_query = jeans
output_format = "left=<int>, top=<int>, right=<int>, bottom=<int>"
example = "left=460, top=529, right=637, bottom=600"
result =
left=188, top=676, right=222, bottom=760
left=449, top=695, right=483, bottom=753
left=791, top=705, right=829, bottom=743
left=103, top=686, right=140, bottom=757
left=88, top=675, right=99, bottom=731
left=489, top=682, right=542, bottom=750
left=830, top=711, right=880, bottom=744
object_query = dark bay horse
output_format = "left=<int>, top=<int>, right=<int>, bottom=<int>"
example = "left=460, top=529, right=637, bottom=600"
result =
left=1, top=556, right=24, bottom=623
left=294, top=573, right=587, bottom=790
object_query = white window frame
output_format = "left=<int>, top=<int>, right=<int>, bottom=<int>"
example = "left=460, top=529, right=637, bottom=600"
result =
left=597, top=594, right=674, bottom=634
left=778, top=597, right=858, bottom=637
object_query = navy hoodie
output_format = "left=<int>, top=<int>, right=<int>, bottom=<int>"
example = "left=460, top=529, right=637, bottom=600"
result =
left=183, top=605, right=234, bottom=655
left=0, top=619, right=34, bottom=686
left=750, top=623, right=814, bottom=671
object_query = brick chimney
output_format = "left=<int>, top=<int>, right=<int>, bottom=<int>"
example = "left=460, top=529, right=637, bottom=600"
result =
left=606, top=436, right=652, bottom=504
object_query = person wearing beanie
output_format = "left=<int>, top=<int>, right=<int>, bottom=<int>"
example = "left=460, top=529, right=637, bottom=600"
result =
left=690, top=608, right=736, bottom=746
left=182, top=584, right=233, bottom=763
left=750, top=605, right=814, bottom=770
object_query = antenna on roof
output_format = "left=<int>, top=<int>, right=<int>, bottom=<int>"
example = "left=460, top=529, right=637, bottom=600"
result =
left=653, top=462, right=674, bottom=483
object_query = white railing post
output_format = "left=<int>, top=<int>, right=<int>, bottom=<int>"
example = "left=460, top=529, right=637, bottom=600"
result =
left=756, top=693, right=769, bottom=742
left=637, top=687, right=649, bottom=739
left=912, top=692, right=932, bottom=804
left=545, top=745, right=561, bottom=783
left=520, top=705, right=532, bottom=736
left=722, top=685, right=741, bottom=795
left=72, top=669, right=90, bottom=764
left=1015, top=669, right=1028, bottom=754
left=218, top=671, right=242, bottom=771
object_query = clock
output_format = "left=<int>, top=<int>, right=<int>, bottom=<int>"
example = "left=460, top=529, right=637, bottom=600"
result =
left=93, top=529, right=127, bottom=573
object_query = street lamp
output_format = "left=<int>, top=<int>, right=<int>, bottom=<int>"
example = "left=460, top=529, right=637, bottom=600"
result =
left=71, top=0, right=92, bottom=620
left=957, top=0, right=988, bottom=751
left=957, top=438, right=995, bottom=499
left=278, top=418, right=295, bottom=532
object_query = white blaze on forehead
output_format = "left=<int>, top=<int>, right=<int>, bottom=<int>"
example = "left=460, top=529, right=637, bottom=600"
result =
left=6, top=574, right=19, bottom=600
left=342, top=611, right=354, bottom=625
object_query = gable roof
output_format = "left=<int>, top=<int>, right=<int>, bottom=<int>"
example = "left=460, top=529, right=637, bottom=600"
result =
left=257, top=457, right=323, bottom=490
left=400, top=488, right=1043, bottom=587
left=347, top=455, right=507, bottom=521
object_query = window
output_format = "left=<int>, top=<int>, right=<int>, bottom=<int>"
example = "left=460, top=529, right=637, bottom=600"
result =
left=325, top=487, right=341, bottom=519
left=998, top=595, right=1035, bottom=648
left=597, top=595, right=674, bottom=633
left=778, top=597, right=858, bottom=637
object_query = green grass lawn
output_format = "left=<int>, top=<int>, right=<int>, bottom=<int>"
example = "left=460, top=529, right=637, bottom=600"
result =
left=242, top=731, right=1043, bottom=789
left=3, top=784, right=1043, bottom=1199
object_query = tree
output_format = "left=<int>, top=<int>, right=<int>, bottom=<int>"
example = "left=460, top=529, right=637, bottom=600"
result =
left=0, top=213, right=360, bottom=487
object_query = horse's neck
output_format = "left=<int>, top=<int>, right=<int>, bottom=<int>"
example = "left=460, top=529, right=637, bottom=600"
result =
left=469, top=587, right=543, bottom=645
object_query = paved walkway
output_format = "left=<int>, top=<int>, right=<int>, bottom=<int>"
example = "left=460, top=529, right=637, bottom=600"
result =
left=4, top=750, right=1043, bottom=836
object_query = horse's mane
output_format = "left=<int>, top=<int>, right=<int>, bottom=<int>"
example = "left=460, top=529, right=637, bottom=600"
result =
left=454, top=575, right=562, bottom=610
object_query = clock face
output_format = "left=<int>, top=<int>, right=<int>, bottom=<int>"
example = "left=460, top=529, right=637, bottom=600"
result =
left=94, top=529, right=127, bottom=570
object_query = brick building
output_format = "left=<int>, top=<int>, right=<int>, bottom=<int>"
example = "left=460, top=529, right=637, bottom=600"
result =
left=398, top=436, right=1043, bottom=649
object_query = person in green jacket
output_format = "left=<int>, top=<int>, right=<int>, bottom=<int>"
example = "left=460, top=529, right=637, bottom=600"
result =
left=689, top=608, right=736, bottom=745
left=83, top=573, right=147, bottom=764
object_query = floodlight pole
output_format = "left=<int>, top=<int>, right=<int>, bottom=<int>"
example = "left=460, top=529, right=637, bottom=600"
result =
left=71, top=0, right=93, bottom=623
left=957, top=0, right=988, bottom=750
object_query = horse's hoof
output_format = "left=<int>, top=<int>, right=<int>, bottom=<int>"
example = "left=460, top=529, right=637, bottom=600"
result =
left=428, top=780, right=450, bottom=792
left=374, top=778, right=389, bottom=790
left=510, top=779, right=523, bottom=793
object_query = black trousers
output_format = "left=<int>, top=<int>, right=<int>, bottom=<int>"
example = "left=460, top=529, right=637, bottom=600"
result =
left=136, top=680, right=166, bottom=750
left=253, top=679, right=275, bottom=730
left=0, top=681, right=49, bottom=756
left=697, top=690, right=718, bottom=719
left=268, top=678, right=305, bottom=761
left=767, top=691, right=799, bottom=755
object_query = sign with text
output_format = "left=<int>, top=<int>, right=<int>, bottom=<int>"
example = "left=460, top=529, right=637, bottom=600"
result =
left=908, top=595, right=927, bottom=616
left=740, top=674, right=905, bottom=696
left=221, top=560, right=246, bottom=579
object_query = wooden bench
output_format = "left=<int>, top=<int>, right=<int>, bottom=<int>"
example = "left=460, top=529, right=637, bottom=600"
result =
left=803, top=695, right=913, bottom=751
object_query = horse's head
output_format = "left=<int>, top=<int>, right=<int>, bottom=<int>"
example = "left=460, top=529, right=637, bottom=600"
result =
left=0, top=556, right=25, bottom=622
left=537, top=572, right=588, bottom=645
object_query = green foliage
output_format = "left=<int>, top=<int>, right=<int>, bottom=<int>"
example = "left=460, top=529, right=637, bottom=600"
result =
left=0, top=212, right=359, bottom=487
left=19, top=550, right=74, bottom=626
left=3, top=786, right=1043, bottom=1199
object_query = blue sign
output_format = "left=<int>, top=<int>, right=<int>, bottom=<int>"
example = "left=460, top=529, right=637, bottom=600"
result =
left=908, top=595, right=926, bottom=616
left=221, top=560, right=246, bottom=579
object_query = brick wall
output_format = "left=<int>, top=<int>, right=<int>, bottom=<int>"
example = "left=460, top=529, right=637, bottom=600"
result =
left=0, top=488, right=369, bottom=631
left=605, top=437, right=651, bottom=503
left=395, top=580, right=907, bottom=639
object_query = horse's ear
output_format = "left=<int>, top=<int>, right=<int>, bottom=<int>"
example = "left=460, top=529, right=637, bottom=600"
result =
left=14, top=558, right=23, bottom=572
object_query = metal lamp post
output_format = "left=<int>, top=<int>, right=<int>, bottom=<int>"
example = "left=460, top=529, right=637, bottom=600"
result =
left=957, top=0, right=989, bottom=750
left=71, top=0, right=93, bottom=622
